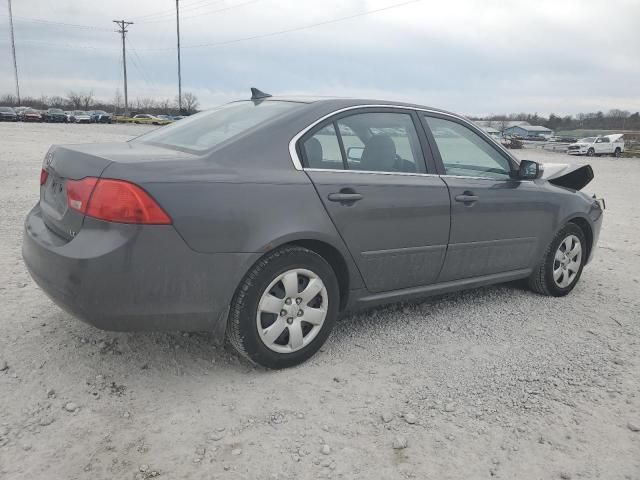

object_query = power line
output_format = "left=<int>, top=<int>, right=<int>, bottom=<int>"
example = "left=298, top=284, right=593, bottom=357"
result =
left=143, top=0, right=424, bottom=50
left=126, top=38, right=160, bottom=94
left=132, top=0, right=225, bottom=22
left=0, top=13, right=112, bottom=31
left=7, top=0, right=20, bottom=104
left=176, top=0, right=182, bottom=113
left=113, top=20, right=134, bottom=113
left=137, top=0, right=260, bottom=24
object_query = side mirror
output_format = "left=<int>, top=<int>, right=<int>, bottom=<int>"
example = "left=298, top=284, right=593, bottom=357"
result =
left=518, top=160, right=541, bottom=180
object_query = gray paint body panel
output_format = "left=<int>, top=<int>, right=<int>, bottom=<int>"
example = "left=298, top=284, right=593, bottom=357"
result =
left=22, top=97, right=603, bottom=336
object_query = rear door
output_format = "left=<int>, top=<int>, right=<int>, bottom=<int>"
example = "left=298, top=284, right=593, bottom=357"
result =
left=300, top=108, right=450, bottom=293
left=594, top=136, right=610, bottom=154
left=421, top=114, right=554, bottom=282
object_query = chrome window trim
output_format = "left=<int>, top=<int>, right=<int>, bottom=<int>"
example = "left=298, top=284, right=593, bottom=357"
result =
left=288, top=104, right=518, bottom=172
left=305, top=168, right=523, bottom=182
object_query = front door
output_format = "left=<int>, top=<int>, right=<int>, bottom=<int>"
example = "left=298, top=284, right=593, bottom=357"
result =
left=422, top=114, right=554, bottom=282
left=300, top=109, right=451, bottom=293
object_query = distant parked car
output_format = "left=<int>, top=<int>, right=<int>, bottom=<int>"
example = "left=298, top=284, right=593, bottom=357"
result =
left=567, top=135, right=624, bottom=157
left=89, top=110, right=113, bottom=124
left=0, top=106, right=18, bottom=121
left=14, top=106, right=28, bottom=119
left=69, top=110, right=91, bottom=124
left=43, top=108, right=68, bottom=123
left=550, top=136, right=578, bottom=143
left=156, top=115, right=175, bottom=123
left=22, top=109, right=43, bottom=122
left=132, top=114, right=171, bottom=125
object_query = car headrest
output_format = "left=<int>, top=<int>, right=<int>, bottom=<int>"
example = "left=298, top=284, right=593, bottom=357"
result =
left=304, top=137, right=324, bottom=168
left=360, top=134, right=396, bottom=171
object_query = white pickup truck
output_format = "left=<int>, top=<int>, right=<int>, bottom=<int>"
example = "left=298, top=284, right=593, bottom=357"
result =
left=567, top=134, right=624, bottom=157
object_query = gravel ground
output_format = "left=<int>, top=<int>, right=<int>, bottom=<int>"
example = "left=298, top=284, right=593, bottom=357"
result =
left=0, top=123, right=639, bottom=480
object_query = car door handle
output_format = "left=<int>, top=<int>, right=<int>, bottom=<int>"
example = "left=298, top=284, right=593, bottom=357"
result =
left=455, top=193, right=479, bottom=204
left=327, top=193, right=363, bottom=203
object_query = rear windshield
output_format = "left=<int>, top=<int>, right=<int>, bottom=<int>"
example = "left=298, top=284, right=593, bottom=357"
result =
left=133, top=100, right=301, bottom=151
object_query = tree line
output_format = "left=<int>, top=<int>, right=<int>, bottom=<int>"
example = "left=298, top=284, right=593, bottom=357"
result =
left=0, top=90, right=200, bottom=115
left=470, top=109, right=640, bottom=133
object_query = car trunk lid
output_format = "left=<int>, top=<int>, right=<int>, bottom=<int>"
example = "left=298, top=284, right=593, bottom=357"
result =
left=39, top=142, right=192, bottom=240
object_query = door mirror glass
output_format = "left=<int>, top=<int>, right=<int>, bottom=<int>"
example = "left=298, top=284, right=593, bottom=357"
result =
left=518, top=160, right=540, bottom=180
left=346, top=146, right=364, bottom=162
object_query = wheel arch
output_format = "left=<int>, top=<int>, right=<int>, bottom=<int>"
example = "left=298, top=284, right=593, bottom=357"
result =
left=567, top=216, right=593, bottom=261
left=285, top=239, right=351, bottom=311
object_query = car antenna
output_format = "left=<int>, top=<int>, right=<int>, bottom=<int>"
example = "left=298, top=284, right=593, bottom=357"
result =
left=250, top=87, right=272, bottom=103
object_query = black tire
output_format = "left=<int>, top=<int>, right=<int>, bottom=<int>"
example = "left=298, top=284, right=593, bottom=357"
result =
left=586, top=148, right=595, bottom=157
left=613, top=147, right=621, bottom=158
left=227, top=246, right=340, bottom=369
left=528, top=223, right=587, bottom=297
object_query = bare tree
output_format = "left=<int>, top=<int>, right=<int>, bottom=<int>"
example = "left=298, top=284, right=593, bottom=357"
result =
left=113, top=89, right=123, bottom=114
left=0, top=94, right=18, bottom=106
left=158, top=98, right=172, bottom=114
left=180, top=92, right=199, bottom=114
left=67, top=91, right=83, bottom=110
left=81, top=91, right=94, bottom=110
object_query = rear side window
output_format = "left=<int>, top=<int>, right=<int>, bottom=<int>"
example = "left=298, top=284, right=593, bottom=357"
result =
left=425, top=116, right=512, bottom=179
left=301, top=111, right=426, bottom=173
left=134, top=101, right=301, bottom=151
left=303, top=124, right=344, bottom=170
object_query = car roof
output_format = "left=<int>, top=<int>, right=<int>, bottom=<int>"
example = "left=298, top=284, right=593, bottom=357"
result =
left=241, top=96, right=453, bottom=114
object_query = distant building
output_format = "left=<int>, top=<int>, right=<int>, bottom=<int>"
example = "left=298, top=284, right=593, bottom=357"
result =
left=475, top=120, right=530, bottom=130
left=481, top=126, right=501, bottom=138
left=503, top=125, right=553, bottom=138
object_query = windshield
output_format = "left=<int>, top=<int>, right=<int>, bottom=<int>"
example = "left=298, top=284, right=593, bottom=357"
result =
left=0, top=107, right=14, bottom=112
left=134, top=101, right=302, bottom=151
left=74, top=111, right=86, bottom=115
left=50, top=109, right=63, bottom=113
left=579, top=137, right=596, bottom=143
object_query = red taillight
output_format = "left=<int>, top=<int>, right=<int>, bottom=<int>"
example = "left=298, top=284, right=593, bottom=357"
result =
left=66, top=177, right=98, bottom=213
left=40, top=168, right=49, bottom=186
left=66, top=177, right=172, bottom=225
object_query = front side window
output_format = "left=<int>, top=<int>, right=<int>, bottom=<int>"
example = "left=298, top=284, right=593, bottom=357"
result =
left=425, top=116, right=512, bottom=179
left=134, top=100, right=301, bottom=151
left=301, top=111, right=425, bottom=173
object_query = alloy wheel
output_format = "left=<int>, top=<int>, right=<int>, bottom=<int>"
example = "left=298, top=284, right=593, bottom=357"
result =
left=553, top=235, right=582, bottom=288
left=256, top=268, right=328, bottom=354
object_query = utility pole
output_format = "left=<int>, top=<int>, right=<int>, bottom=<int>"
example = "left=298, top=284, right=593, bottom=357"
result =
left=176, top=0, right=182, bottom=114
left=7, top=0, right=21, bottom=104
left=113, top=20, right=133, bottom=114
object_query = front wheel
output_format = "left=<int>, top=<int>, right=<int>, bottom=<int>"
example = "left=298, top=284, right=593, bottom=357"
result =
left=586, top=148, right=595, bottom=157
left=613, top=148, right=622, bottom=158
left=227, top=246, right=339, bottom=369
left=528, top=223, right=586, bottom=296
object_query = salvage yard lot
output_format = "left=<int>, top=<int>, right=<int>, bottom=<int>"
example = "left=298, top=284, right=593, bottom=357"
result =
left=0, top=123, right=638, bottom=479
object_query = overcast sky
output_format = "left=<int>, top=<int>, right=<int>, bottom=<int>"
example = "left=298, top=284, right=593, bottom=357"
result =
left=1, top=0, right=639, bottom=115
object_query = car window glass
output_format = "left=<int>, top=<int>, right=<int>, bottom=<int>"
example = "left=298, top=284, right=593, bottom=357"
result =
left=135, top=101, right=301, bottom=151
left=303, top=124, right=344, bottom=170
left=425, top=116, right=511, bottom=179
left=336, top=112, right=423, bottom=173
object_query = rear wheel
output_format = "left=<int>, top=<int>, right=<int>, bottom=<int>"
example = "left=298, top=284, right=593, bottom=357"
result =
left=528, top=223, right=586, bottom=296
left=227, top=246, right=339, bottom=369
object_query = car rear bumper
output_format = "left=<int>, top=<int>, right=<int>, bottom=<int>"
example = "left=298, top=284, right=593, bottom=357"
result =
left=23, top=204, right=258, bottom=335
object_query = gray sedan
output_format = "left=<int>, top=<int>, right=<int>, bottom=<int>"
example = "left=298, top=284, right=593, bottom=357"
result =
left=23, top=89, right=604, bottom=369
